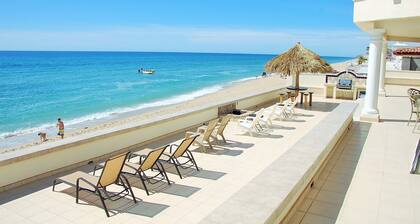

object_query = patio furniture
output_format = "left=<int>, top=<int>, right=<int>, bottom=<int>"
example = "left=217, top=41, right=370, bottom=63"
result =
left=186, top=119, right=219, bottom=151
left=304, top=92, right=309, bottom=108
left=308, top=91, right=314, bottom=106
left=286, top=91, right=292, bottom=99
left=52, top=152, right=136, bottom=217
left=287, top=86, right=307, bottom=101
left=279, top=93, right=286, bottom=103
left=215, top=115, right=232, bottom=143
left=163, top=135, right=200, bottom=179
left=299, top=91, right=305, bottom=104
left=121, top=146, right=170, bottom=195
left=238, top=109, right=264, bottom=136
left=299, top=90, right=313, bottom=107
left=412, top=96, right=420, bottom=131
left=274, top=103, right=289, bottom=119
left=287, top=86, right=308, bottom=91
left=260, top=106, right=281, bottom=128
left=407, top=88, right=420, bottom=127
left=282, top=99, right=297, bottom=118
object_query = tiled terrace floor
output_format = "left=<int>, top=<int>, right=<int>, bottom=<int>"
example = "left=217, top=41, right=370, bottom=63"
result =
left=287, top=122, right=370, bottom=224
left=287, top=85, right=420, bottom=224
left=0, top=99, right=338, bottom=224
left=337, top=85, right=420, bottom=224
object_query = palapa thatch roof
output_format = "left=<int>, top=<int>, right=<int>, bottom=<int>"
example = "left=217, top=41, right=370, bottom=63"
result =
left=265, top=42, right=333, bottom=75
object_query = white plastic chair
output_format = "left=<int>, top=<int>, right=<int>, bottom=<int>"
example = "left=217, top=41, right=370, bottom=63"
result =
left=283, top=99, right=297, bottom=118
left=238, top=109, right=264, bottom=136
left=259, top=106, right=278, bottom=128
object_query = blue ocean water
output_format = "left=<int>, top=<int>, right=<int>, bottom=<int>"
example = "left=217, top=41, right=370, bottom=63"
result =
left=0, top=51, right=352, bottom=147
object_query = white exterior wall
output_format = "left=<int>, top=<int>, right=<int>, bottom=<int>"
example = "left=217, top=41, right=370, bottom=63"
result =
left=354, top=0, right=420, bottom=23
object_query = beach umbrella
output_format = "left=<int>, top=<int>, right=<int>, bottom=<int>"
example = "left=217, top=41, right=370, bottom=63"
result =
left=265, top=42, right=333, bottom=92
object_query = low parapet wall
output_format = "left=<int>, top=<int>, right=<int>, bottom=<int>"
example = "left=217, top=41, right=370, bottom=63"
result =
left=385, top=70, right=420, bottom=86
left=0, top=86, right=286, bottom=191
left=200, top=102, right=357, bottom=224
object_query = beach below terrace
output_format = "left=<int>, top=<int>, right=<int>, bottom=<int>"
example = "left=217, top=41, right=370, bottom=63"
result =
left=0, top=58, right=355, bottom=154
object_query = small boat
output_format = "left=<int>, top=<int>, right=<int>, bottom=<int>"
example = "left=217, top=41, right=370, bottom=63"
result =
left=138, top=68, right=155, bottom=75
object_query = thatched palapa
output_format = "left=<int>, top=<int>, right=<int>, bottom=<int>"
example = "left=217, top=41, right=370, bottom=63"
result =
left=265, top=42, right=333, bottom=90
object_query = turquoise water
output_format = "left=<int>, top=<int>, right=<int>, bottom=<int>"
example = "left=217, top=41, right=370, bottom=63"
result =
left=0, top=51, right=351, bottom=147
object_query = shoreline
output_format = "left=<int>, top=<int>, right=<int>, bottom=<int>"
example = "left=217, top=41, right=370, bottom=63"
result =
left=0, top=58, right=354, bottom=153
left=0, top=76, right=267, bottom=153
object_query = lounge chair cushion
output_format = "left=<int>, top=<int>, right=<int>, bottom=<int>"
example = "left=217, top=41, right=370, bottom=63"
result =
left=57, top=171, right=99, bottom=191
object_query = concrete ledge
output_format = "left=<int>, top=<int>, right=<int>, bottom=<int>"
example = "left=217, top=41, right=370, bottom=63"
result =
left=0, top=85, right=287, bottom=190
left=199, top=102, right=357, bottom=224
left=385, top=70, right=420, bottom=86
left=360, top=112, right=380, bottom=123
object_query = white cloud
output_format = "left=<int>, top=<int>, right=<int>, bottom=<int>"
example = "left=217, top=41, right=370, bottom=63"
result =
left=0, top=25, right=369, bottom=56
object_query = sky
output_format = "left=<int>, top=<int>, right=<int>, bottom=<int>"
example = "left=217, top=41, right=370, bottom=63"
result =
left=0, top=0, right=369, bottom=57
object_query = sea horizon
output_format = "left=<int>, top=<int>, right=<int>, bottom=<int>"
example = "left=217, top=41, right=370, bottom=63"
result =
left=0, top=51, right=353, bottom=149
left=0, top=50, right=355, bottom=59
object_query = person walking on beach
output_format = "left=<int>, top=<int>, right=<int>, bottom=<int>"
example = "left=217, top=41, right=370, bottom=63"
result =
left=56, top=118, right=64, bottom=139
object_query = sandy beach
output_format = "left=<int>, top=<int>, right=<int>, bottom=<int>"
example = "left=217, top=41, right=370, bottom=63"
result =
left=0, top=59, right=354, bottom=154
left=330, top=58, right=358, bottom=71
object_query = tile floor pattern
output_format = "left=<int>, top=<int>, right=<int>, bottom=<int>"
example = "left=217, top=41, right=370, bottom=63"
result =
left=336, top=87, right=420, bottom=224
left=287, top=85, right=420, bottom=224
left=0, top=100, right=337, bottom=224
left=286, top=122, right=370, bottom=224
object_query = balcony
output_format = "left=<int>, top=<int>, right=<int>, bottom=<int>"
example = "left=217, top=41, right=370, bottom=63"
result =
left=354, top=0, right=420, bottom=42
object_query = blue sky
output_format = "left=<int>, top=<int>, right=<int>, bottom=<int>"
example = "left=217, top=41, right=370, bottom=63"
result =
left=0, top=0, right=368, bottom=56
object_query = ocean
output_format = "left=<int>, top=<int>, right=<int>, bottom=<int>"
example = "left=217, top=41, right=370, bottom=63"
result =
left=0, top=51, right=352, bottom=149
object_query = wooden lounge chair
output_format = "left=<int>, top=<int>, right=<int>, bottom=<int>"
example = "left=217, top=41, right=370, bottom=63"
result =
left=215, top=115, right=232, bottom=143
left=163, top=135, right=200, bottom=178
left=186, top=119, right=219, bottom=151
left=122, top=146, right=171, bottom=195
left=52, top=153, right=136, bottom=217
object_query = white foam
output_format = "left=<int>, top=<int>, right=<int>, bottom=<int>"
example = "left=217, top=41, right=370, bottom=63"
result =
left=0, top=123, right=55, bottom=140
left=231, top=76, right=258, bottom=83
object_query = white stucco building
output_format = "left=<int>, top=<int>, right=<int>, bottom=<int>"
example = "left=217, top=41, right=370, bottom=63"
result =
left=354, top=0, right=420, bottom=121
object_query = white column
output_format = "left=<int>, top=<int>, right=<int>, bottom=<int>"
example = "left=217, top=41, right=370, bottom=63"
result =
left=361, top=29, right=385, bottom=122
left=378, top=40, right=387, bottom=96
